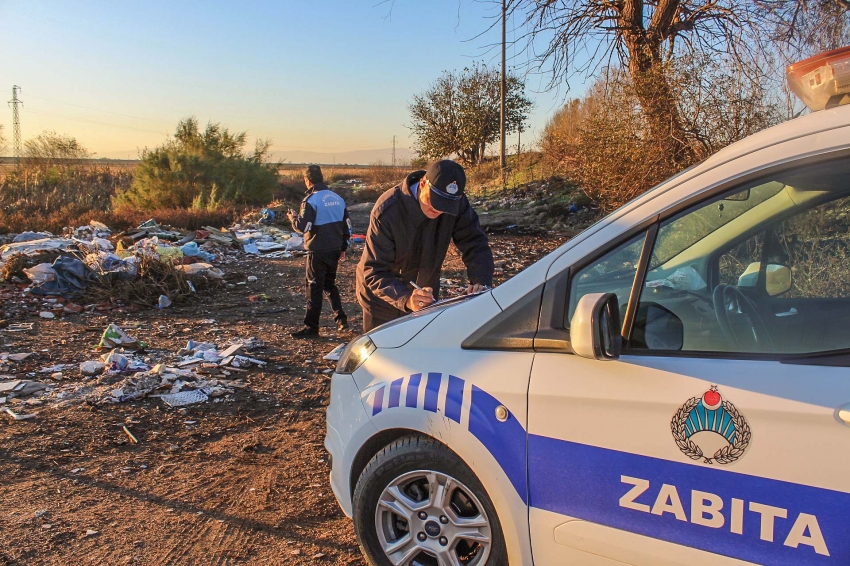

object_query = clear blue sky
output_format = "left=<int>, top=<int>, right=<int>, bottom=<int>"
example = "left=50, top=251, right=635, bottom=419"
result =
left=0, top=1, right=578, bottom=161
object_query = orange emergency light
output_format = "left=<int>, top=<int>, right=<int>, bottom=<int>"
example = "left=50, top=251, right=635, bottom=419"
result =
left=787, top=46, right=850, bottom=111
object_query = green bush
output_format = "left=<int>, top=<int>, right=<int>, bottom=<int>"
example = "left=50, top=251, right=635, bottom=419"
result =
left=113, top=117, right=278, bottom=210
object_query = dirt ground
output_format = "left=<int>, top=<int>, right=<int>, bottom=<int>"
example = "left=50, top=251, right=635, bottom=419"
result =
left=0, top=229, right=568, bottom=566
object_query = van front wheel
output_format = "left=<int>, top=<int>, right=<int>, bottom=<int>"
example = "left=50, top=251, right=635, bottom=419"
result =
left=352, top=435, right=507, bottom=566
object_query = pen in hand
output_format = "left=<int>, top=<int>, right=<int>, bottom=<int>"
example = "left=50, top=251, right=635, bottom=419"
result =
left=407, top=281, right=435, bottom=311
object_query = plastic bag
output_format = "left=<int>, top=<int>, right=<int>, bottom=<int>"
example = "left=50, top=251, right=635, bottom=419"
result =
left=285, top=235, right=305, bottom=251
left=180, top=241, right=216, bottom=262
left=177, top=263, right=224, bottom=279
left=23, top=263, right=57, bottom=285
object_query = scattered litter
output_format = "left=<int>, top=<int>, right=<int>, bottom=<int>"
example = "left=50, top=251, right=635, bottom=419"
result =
left=1, top=323, right=34, bottom=332
left=98, top=324, right=142, bottom=351
left=39, top=311, right=55, bottom=319
left=7, top=353, right=33, bottom=362
left=80, top=361, right=106, bottom=377
left=3, top=407, right=36, bottom=420
left=158, top=295, right=172, bottom=309
left=324, top=344, right=346, bottom=361
left=176, top=263, right=224, bottom=279
left=85, top=529, right=99, bottom=537
left=0, top=380, right=48, bottom=395
left=157, top=390, right=209, bottom=407
left=122, top=425, right=139, bottom=444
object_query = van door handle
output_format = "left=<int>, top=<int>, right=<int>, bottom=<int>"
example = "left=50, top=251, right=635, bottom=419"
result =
left=775, top=308, right=798, bottom=317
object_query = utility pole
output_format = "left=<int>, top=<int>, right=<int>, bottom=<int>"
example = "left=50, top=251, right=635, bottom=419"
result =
left=9, top=85, right=23, bottom=162
left=392, top=135, right=396, bottom=168
left=499, top=0, right=506, bottom=181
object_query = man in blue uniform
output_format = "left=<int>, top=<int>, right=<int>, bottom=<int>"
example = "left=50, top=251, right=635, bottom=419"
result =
left=287, top=165, right=351, bottom=338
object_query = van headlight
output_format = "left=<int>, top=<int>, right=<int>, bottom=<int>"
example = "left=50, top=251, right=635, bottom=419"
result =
left=336, top=336, right=377, bottom=374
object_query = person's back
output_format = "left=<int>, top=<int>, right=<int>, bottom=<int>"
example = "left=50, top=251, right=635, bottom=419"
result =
left=288, top=165, right=351, bottom=337
left=300, top=187, right=349, bottom=252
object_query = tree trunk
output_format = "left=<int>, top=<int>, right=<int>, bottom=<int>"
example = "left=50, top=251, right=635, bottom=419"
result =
left=621, top=4, right=696, bottom=168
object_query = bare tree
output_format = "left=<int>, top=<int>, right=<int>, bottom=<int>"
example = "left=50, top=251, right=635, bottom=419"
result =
left=510, top=0, right=849, bottom=166
left=0, top=125, right=7, bottom=157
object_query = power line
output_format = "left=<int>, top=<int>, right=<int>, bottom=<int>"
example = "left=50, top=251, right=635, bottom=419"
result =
left=24, top=107, right=169, bottom=135
left=8, top=86, right=23, bottom=161
left=25, top=93, right=173, bottom=125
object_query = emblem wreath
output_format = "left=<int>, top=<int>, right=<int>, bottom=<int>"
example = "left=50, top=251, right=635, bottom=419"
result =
left=671, top=398, right=751, bottom=465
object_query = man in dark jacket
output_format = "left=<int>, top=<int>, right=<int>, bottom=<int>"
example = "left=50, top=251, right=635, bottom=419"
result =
left=356, top=160, right=494, bottom=331
left=288, top=165, right=351, bottom=338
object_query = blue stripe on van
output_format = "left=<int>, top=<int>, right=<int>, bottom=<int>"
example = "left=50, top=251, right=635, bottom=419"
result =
left=406, top=373, right=422, bottom=408
left=371, top=386, right=384, bottom=416
left=468, top=385, right=528, bottom=504
left=388, top=378, right=403, bottom=409
left=424, top=372, right=441, bottom=412
left=445, top=375, right=464, bottom=423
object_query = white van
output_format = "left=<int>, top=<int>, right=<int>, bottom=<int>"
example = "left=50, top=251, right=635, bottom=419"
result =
left=325, top=47, right=850, bottom=566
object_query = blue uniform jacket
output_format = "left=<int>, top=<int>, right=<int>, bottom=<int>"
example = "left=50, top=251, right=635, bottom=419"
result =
left=291, top=184, right=352, bottom=252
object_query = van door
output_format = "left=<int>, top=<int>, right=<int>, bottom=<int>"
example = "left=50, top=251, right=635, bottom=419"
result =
left=527, top=157, right=850, bottom=565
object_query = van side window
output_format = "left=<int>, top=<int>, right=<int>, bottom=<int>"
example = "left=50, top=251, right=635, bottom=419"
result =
left=567, top=233, right=646, bottom=325
left=630, top=158, right=850, bottom=356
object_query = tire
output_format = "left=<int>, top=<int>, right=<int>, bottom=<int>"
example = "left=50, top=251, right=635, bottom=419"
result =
left=352, top=434, right=509, bottom=566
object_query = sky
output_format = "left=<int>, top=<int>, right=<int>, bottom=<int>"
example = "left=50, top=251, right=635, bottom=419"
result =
left=0, top=1, right=581, bottom=163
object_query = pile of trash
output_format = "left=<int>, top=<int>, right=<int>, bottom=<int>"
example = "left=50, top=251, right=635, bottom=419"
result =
left=0, top=219, right=243, bottom=309
left=0, top=324, right=266, bottom=416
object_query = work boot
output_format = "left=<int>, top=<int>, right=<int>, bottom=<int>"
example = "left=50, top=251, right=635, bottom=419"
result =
left=291, top=326, right=319, bottom=338
left=336, top=319, right=349, bottom=332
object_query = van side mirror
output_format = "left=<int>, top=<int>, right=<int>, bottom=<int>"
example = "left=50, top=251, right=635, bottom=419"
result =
left=570, top=293, right=621, bottom=360
left=737, top=261, right=792, bottom=296
left=765, top=264, right=792, bottom=296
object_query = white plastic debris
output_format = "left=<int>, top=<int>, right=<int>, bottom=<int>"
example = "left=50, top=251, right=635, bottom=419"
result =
left=3, top=407, right=36, bottom=420
left=80, top=361, right=106, bottom=376
left=158, top=390, right=209, bottom=407
left=23, top=263, right=57, bottom=285
left=98, top=324, right=141, bottom=350
left=323, top=344, right=346, bottom=361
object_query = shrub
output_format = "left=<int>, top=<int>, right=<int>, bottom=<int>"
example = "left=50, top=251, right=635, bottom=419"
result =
left=113, top=117, right=279, bottom=210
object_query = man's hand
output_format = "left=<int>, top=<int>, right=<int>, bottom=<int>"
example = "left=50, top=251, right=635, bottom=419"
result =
left=339, top=252, right=346, bottom=262
left=286, top=208, right=296, bottom=222
left=465, top=283, right=487, bottom=295
left=406, top=287, right=435, bottom=312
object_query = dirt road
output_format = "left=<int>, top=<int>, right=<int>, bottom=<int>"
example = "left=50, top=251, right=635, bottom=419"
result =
left=0, top=232, right=566, bottom=565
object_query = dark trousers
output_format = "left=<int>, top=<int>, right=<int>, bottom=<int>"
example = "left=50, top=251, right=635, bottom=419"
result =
left=362, top=309, right=397, bottom=332
left=304, top=250, right=346, bottom=329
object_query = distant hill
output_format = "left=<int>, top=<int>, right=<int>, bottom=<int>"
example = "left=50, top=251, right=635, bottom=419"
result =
left=271, top=147, right=416, bottom=166
left=3, top=146, right=419, bottom=166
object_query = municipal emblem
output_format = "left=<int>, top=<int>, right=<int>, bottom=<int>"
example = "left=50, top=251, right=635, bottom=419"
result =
left=671, top=386, right=751, bottom=465
left=446, top=181, right=459, bottom=194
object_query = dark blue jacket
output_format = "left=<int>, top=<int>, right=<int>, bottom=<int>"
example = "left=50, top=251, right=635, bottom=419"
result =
left=356, top=171, right=494, bottom=320
left=291, top=184, right=351, bottom=252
